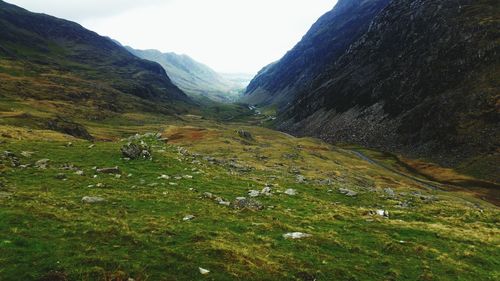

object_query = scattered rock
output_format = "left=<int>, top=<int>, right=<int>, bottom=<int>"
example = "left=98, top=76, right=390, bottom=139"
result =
left=96, top=167, right=121, bottom=174
left=203, top=192, right=214, bottom=199
left=384, top=188, right=395, bottom=197
left=237, top=129, right=253, bottom=140
left=35, top=159, right=50, bottom=169
left=296, top=175, right=306, bottom=183
left=183, top=175, right=193, bottom=179
left=81, top=196, right=106, bottom=204
left=233, top=197, right=263, bottom=210
left=261, top=186, right=272, bottom=196
left=0, top=192, right=12, bottom=199
left=284, top=189, right=297, bottom=196
left=158, top=175, right=170, bottom=180
left=248, top=190, right=260, bottom=197
left=339, top=188, right=358, bottom=197
left=183, top=215, right=195, bottom=221
left=55, top=173, right=67, bottom=180
left=283, top=232, right=312, bottom=239
left=121, top=142, right=152, bottom=160
left=199, top=267, right=210, bottom=275
left=20, top=151, right=34, bottom=158
left=369, top=210, right=390, bottom=218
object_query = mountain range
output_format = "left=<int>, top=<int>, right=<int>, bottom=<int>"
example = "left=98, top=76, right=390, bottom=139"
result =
left=244, top=0, right=499, bottom=182
left=125, top=47, right=249, bottom=103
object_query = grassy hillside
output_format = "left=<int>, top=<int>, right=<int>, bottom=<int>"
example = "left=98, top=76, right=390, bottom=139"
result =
left=0, top=0, right=192, bottom=139
left=0, top=113, right=499, bottom=280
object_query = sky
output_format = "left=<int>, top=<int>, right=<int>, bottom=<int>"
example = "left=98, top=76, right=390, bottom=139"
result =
left=7, top=0, right=337, bottom=74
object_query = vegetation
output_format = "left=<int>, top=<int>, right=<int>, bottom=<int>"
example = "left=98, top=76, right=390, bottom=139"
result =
left=0, top=114, right=498, bottom=280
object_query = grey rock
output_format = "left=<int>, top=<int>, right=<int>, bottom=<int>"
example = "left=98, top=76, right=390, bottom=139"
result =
left=237, top=129, right=253, bottom=140
left=96, top=167, right=121, bottom=174
left=121, top=143, right=152, bottom=160
left=233, top=197, right=263, bottom=210
left=35, top=159, right=50, bottom=169
left=248, top=190, right=260, bottom=197
left=81, top=196, right=106, bottom=204
left=283, top=232, right=312, bottom=239
left=339, top=188, right=358, bottom=197
left=183, top=215, right=195, bottom=221
left=284, top=189, right=297, bottom=196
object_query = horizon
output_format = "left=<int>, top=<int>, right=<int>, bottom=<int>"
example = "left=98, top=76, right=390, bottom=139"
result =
left=6, top=0, right=338, bottom=74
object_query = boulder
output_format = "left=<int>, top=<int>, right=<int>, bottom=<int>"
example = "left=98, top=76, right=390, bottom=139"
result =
left=96, top=167, right=121, bottom=174
left=283, top=232, right=312, bottom=239
left=233, top=197, right=263, bottom=210
left=81, top=196, right=106, bottom=204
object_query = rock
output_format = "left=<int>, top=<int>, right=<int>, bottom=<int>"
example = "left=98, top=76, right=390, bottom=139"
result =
left=203, top=192, right=214, bottom=199
left=183, top=215, right=195, bottom=221
left=237, top=129, right=253, bottom=140
left=55, top=173, right=67, bottom=180
left=296, top=175, right=306, bottom=183
left=261, top=186, right=272, bottom=196
left=96, top=167, right=121, bottom=174
left=121, top=143, right=152, bottom=160
left=158, top=175, right=170, bottom=180
left=384, top=188, right=395, bottom=197
left=20, top=151, right=34, bottom=158
left=0, top=191, right=12, bottom=199
left=183, top=175, right=193, bottom=179
left=339, top=188, right=358, bottom=197
left=88, top=144, right=95, bottom=149
left=376, top=210, right=389, bottom=218
left=218, top=200, right=231, bottom=206
left=81, top=196, right=106, bottom=204
left=3, top=151, right=16, bottom=158
left=283, top=232, right=312, bottom=239
left=199, top=267, right=210, bottom=275
left=233, top=197, right=263, bottom=210
left=35, top=159, right=50, bottom=169
left=248, top=190, right=260, bottom=197
left=284, top=189, right=297, bottom=196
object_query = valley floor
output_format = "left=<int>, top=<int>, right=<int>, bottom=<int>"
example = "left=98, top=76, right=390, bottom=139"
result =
left=0, top=112, right=499, bottom=281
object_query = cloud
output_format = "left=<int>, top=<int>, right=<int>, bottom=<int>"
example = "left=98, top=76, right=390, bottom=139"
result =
left=7, top=0, right=168, bottom=20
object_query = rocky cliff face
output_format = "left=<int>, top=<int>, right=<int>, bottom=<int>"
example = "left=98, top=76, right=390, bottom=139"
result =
left=248, top=0, right=499, bottom=176
left=280, top=0, right=499, bottom=163
left=243, top=0, right=390, bottom=107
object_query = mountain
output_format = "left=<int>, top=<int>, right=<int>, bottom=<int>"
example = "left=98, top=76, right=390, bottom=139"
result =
left=0, top=0, right=191, bottom=138
left=245, top=0, right=500, bottom=181
left=125, top=47, right=246, bottom=103
left=243, top=0, right=390, bottom=107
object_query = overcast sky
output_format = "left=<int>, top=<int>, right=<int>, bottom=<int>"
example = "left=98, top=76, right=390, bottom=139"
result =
left=7, top=0, right=337, bottom=74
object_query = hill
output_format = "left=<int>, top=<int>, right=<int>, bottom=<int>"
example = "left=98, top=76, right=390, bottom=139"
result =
left=126, top=47, right=246, bottom=103
left=0, top=0, right=191, bottom=139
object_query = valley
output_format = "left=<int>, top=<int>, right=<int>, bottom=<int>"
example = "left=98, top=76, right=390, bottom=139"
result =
left=0, top=0, right=498, bottom=280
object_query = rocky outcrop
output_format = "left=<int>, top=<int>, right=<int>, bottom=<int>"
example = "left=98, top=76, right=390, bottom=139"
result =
left=278, top=0, right=499, bottom=165
left=243, top=0, right=390, bottom=107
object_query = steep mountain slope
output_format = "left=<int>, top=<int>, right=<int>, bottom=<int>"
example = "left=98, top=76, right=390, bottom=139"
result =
left=0, top=0, right=191, bottom=138
left=248, top=0, right=499, bottom=181
left=243, top=0, right=390, bottom=107
left=279, top=0, right=499, bottom=172
left=126, top=47, right=245, bottom=102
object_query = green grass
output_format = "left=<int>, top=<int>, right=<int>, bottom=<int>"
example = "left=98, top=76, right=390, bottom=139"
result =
left=0, top=123, right=498, bottom=280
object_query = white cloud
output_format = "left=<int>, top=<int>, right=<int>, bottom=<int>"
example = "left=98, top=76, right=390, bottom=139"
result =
left=6, top=0, right=337, bottom=73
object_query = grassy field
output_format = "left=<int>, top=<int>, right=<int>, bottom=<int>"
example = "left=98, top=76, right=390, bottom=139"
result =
left=0, top=114, right=499, bottom=281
